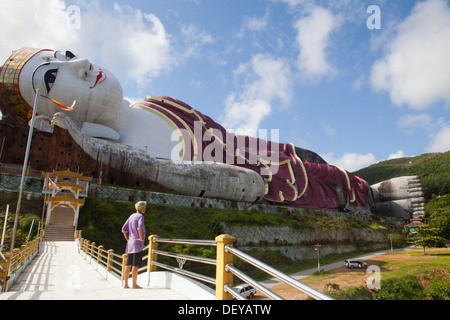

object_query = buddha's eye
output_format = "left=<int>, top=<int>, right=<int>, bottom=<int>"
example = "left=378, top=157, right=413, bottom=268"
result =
left=44, top=69, right=58, bottom=93
left=65, top=51, right=76, bottom=60
left=53, top=50, right=76, bottom=61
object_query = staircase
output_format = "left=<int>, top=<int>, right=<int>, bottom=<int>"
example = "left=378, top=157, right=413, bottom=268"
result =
left=43, top=225, right=75, bottom=241
left=43, top=206, right=75, bottom=241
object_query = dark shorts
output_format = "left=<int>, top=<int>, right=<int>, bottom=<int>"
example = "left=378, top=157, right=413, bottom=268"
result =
left=126, top=251, right=143, bottom=267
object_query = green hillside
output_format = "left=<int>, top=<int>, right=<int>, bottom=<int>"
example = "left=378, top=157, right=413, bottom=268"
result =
left=353, top=151, right=450, bottom=200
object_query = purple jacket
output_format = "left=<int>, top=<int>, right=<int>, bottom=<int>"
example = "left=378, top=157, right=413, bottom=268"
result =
left=122, top=213, right=146, bottom=254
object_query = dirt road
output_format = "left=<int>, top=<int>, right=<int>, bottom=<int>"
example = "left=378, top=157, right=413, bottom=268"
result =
left=255, top=246, right=416, bottom=300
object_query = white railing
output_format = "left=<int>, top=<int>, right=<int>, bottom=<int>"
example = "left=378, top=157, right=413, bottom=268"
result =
left=147, top=234, right=333, bottom=300
left=75, top=231, right=333, bottom=300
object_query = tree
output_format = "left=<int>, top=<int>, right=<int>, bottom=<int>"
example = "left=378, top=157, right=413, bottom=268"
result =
left=428, top=209, right=450, bottom=239
left=408, top=226, right=446, bottom=253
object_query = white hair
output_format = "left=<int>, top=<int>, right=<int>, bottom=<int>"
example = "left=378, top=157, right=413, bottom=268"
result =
left=135, top=201, right=147, bottom=213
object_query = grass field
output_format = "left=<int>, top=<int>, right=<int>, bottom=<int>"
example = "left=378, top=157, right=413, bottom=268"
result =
left=258, top=247, right=450, bottom=300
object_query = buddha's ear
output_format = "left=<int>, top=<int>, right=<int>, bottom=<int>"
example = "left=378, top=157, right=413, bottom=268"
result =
left=32, top=115, right=53, bottom=133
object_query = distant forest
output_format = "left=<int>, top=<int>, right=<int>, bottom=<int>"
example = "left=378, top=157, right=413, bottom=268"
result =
left=353, top=151, right=450, bottom=201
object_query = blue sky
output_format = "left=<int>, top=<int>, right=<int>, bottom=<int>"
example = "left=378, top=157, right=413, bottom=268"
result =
left=1, top=0, right=450, bottom=171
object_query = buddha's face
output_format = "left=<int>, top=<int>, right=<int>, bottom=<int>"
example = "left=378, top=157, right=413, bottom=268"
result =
left=18, top=49, right=123, bottom=127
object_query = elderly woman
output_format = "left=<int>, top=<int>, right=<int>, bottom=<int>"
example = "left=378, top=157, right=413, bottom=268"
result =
left=121, top=201, right=147, bottom=289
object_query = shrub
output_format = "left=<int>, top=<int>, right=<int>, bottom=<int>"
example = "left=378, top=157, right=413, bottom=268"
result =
left=326, top=285, right=373, bottom=300
left=375, top=276, right=425, bottom=300
left=426, top=279, right=450, bottom=300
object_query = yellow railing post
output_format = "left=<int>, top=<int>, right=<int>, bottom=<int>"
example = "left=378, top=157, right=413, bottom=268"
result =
left=81, top=239, right=85, bottom=254
left=97, top=245, right=104, bottom=264
left=106, top=249, right=114, bottom=271
left=85, top=240, right=90, bottom=257
left=215, top=234, right=236, bottom=300
left=12, top=248, right=20, bottom=272
left=0, top=252, right=11, bottom=289
left=20, top=245, right=27, bottom=266
left=147, top=235, right=158, bottom=272
left=29, top=240, right=35, bottom=258
left=90, top=242, right=96, bottom=260
left=121, top=253, right=128, bottom=280
left=26, top=242, right=32, bottom=260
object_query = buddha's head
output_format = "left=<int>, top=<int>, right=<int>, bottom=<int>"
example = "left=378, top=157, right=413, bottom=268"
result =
left=0, top=47, right=123, bottom=127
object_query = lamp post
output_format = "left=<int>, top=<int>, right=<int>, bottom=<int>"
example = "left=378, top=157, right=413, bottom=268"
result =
left=9, top=89, right=40, bottom=255
left=315, top=243, right=321, bottom=273
left=388, top=234, right=393, bottom=252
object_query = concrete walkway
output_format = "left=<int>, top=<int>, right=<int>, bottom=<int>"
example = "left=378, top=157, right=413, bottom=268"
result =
left=0, top=241, right=188, bottom=300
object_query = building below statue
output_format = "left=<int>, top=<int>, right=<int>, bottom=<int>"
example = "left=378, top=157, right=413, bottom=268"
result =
left=0, top=121, right=171, bottom=192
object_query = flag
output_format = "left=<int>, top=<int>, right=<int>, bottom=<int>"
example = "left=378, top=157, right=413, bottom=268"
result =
left=40, top=95, right=76, bottom=110
left=48, top=178, right=60, bottom=191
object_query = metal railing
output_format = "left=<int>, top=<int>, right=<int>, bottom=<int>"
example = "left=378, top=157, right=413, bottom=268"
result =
left=147, top=236, right=217, bottom=287
left=77, top=234, right=127, bottom=282
left=0, top=230, right=44, bottom=292
left=224, top=245, right=333, bottom=300
left=148, top=234, right=333, bottom=300
left=75, top=231, right=332, bottom=300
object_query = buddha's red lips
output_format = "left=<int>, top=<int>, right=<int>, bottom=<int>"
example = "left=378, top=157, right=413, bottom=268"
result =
left=90, top=69, right=106, bottom=89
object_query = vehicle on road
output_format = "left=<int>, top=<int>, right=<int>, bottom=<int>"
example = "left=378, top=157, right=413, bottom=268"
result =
left=234, top=284, right=256, bottom=299
left=344, top=259, right=367, bottom=269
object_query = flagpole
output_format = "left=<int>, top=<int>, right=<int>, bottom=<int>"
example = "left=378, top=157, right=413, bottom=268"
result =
left=0, top=136, right=5, bottom=164
left=10, top=89, right=40, bottom=255
left=26, top=219, right=35, bottom=244
left=1, top=204, right=9, bottom=253
left=40, top=173, right=49, bottom=234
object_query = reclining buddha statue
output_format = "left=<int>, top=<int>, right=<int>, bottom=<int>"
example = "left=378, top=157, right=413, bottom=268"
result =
left=0, top=47, right=425, bottom=219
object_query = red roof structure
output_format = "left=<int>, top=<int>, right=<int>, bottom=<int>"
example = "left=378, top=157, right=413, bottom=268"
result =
left=405, top=221, right=427, bottom=227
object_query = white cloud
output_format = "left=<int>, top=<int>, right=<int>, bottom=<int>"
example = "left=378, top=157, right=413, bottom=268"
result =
left=370, top=0, right=450, bottom=109
left=221, top=54, right=292, bottom=135
left=234, top=10, right=270, bottom=39
left=189, top=79, right=203, bottom=89
left=275, top=0, right=305, bottom=8
left=293, top=6, right=341, bottom=80
left=388, top=150, right=405, bottom=160
left=0, top=1, right=174, bottom=89
left=426, top=123, right=450, bottom=153
left=124, top=96, right=143, bottom=107
left=76, top=3, right=172, bottom=87
left=245, top=13, right=269, bottom=32
left=397, top=113, right=432, bottom=134
left=321, top=121, right=337, bottom=137
left=0, top=0, right=78, bottom=62
left=222, top=96, right=272, bottom=136
left=179, top=23, right=215, bottom=61
left=321, top=152, right=377, bottom=172
left=351, top=75, right=366, bottom=91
